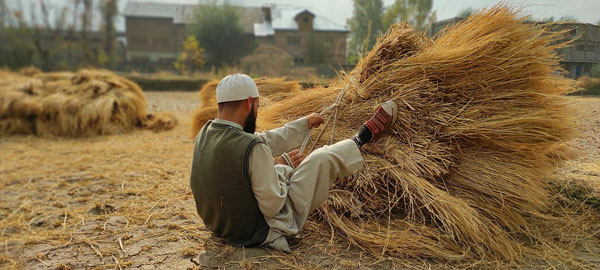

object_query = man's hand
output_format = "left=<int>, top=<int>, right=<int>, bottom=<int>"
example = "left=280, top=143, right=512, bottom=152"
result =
left=274, top=156, right=286, bottom=165
left=287, top=149, right=305, bottom=168
left=307, top=113, right=324, bottom=129
left=274, top=149, right=306, bottom=168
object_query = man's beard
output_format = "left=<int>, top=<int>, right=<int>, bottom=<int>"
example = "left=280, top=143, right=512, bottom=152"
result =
left=243, top=105, right=257, bottom=134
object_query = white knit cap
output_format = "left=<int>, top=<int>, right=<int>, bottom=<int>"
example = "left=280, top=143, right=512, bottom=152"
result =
left=216, top=74, right=259, bottom=103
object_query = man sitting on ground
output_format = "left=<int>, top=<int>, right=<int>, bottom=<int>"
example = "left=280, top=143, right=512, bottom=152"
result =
left=190, top=74, right=398, bottom=251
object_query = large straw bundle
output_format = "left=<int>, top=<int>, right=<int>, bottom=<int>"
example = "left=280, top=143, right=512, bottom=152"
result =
left=0, top=69, right=177, bottom=136
left=259, top=6, right=576, bottom=260
left=191, top=77, right=302, bottom=137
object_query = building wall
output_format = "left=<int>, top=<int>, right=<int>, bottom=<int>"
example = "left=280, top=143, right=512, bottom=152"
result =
left=430, top=19, right=600, bottom=78
left=556, top=24, right=600, bottom=59
left=125, top=17, right=179, bottom=62
left=174, top=24, right=188, bottom=52
left=125, top=11, right=348, bottom=71
left=273, top=30, right=347, bottom=66
left=296, top=12, right=314, bottom=32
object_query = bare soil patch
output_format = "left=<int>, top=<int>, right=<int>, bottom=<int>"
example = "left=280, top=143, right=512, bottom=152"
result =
left=0, top=93, right=599, bottom=269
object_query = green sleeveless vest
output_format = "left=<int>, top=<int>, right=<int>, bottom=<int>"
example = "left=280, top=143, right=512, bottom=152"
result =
left=190, top=121, right=269, bottom=247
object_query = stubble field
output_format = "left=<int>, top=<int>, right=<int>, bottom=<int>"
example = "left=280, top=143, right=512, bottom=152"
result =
left=0, top=92, right=599, bottom=269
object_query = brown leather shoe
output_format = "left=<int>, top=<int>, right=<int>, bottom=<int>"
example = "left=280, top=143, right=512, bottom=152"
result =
left=364, top=100, right=398, bottom=142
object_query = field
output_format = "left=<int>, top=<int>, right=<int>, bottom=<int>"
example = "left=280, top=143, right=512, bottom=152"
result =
left=1, top=92, right=599, bottom=269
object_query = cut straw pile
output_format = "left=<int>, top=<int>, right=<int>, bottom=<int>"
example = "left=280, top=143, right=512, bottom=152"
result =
left=191, top=77, right=301, bottom=137
left=259, top=6, right=576, bottom=260
left=0, top=68, right=177, bottom=136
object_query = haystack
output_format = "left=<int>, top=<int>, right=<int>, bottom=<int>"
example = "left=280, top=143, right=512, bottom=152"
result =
left=0, top=69, right=177, bottom=136
left=259, top=6, right=576, bottom=260
left=191, top=77, right=302, bottom=137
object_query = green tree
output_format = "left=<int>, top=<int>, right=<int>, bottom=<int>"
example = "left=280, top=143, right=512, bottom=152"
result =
left=80, top=0, right=93, bottom=65
left=0, top=7, right=35, bottom=69
left=100, top=0, right=119, bottom=68
left=558, top=15, right=578, bottom=22
left=541, top=16, right=555, bottom=22
left=383, top=0, right=437, bottom=33
left=457, top=7, right=474, bottom=18
left=29, top=0, right=56, bottom=70
left=0, top=0, right=6, bottom=27
left=188, top=0, right=254, bottom=69
left=174, top=36, right=205, bottom=75
left=347, top=0, right=385, bottom=58
left=591, top=62, right=600, bottom=78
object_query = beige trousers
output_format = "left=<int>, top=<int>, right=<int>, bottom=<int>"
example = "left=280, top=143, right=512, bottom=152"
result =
left=263, top=139, right=364, bottom=251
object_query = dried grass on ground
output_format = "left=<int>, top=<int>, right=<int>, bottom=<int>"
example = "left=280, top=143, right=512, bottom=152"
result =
left=579, top=76, right=600, bottom=90
left=576, top=76, right=600, bottom=95
left=191, top=77, right=302, bottom=137
left=1, top=92, right=598, bottom=270
left=0, top=68, right=177, bottom=137
left=1, top=5, right=600, bottom=270
left=260, top=6, right=584, bottom=261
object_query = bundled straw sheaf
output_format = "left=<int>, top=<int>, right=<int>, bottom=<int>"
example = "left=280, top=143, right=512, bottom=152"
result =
left=0, top=69, right=177, bottom=136
left=259, top=6, right=576, bottom=260
left=191, top=77, right=302, bottom=137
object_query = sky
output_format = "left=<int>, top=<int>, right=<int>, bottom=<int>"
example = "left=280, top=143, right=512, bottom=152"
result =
left=138, top=0, right=600, bottom=25
left=5, top=0, right=600, bottom=31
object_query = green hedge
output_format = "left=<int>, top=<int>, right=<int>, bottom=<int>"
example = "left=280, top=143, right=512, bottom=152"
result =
left=123, top=75, right=208, bottom=91
left=571, top=88, right=600, bottom=95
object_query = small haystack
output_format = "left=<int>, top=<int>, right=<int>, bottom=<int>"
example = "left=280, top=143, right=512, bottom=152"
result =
left=260, top=6, right=576, bottom=260
left=0, top=69, right=177, bottom=136
left=191, top=77, right=302, bottom=137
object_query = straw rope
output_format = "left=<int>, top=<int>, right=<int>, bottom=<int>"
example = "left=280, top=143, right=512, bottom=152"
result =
left=299, top=76, right=356, bottom=154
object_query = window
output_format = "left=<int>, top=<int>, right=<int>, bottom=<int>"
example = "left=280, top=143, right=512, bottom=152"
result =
left=303, top=17, right=309, bottom=23
left=324, top=39, right=332, bottom=48
left=287, top=36, right=301, bottom=45
left=293, top=57, right=304, bottom=64
left=577, top=45, right=585, bottom=52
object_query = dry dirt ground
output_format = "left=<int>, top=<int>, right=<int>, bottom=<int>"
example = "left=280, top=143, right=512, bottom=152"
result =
left=0, top=92, right=599, bottom=270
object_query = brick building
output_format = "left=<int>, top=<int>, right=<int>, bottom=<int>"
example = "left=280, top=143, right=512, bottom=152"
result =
left=123, top=2, right=348, bottom=70
left=430, top=18, right=600, bottom=78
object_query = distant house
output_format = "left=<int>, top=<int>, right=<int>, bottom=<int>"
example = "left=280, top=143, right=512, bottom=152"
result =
left=430, top=18, right=600, bottom=79
left=552, top=23, right=600, bottom=78
left=123, top=1, right=348, bottom=71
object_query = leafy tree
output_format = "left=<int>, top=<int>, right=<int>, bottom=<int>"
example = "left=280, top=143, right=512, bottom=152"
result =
left=188, top=0, right=254, bottom=69
left=100, top=0, right=119, bottom=68
left=383, top=0, right=437, bottom=33
left=541, top=16, right=555, bottom=22
left=558, top=15, right=578, bottom=22
left=0, top=0, right=5, bottom=27
left=174, top=36, right=205, bottom=75
left=80, top=0, right=93, bottom=65
left=347, top=0, right=385, bottom=57
left=30, top=0, right=57, bottom=70
left=540, top=15, right=579, bottom=23
left=0, top=6, right=35, bottom=69
left=591, top=62, right=600, bottom=78
left=457, top=7, right=474, bottom=18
